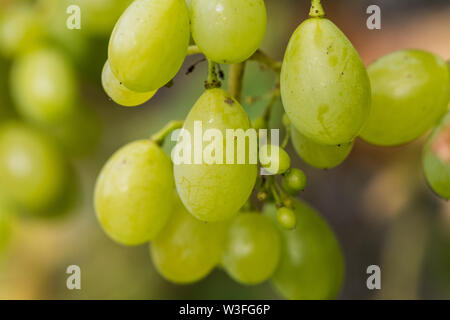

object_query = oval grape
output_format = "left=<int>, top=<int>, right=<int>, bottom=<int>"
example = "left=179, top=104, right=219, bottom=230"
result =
left=423, top=111, right=450, bottom=199
left=0, top=122, right=69, bottom=214
left=266, top=199, right=344, bottom=300
left=281, top=13, right=371, bottom=145
left=190, top=0, right=267, bottom=64
left=222, top=212, right=281, bottom=285
left=291, top=125, right=353, bottom=169
left=94, top=140, right=175, bottom=245
left=360, top=49, right=450, bottom=146
left=174, top=88, right=257, bottom=222
left=150, top=196, right=229, bottom=284
left=102, top=60, right=157, bottom=107
left=108, top=0, right=190, bottom=92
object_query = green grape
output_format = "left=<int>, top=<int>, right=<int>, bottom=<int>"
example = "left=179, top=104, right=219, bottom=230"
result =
left=174, top=88, right=257, bottom=222
left=0, top=3, right=43, bottom=57
left=10, top=46, right=78, bottom=125
left=259, top=144, right=291, bottom=175
left=190, top=0, right=267, bottom=64
left=282, top=168, right=306, bottom=193
left=360, top=50, right=450, bottom=146
left=150, top=196, right=229, bottom=284
left=108, top=0, right=190, bottom=92
left=0, top=122, right=69, bottom=214
left=266, top=199, right=344, bottom=300
left=222, top=212, right=281, bottom=285
left=94, top=140, right=175, bottom=245
left=280, top=3, right=371, bottom=145
left=276, top=207, right=296, bottom=230
left=102, top=61, right=157, bottom=107
left=423, top=111, right=450, bottom=199
left=291, top=125, right=353, bottom=169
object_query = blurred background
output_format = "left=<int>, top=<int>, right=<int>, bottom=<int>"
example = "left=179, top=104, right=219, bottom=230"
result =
left=0, top=0, right=449, bottom=300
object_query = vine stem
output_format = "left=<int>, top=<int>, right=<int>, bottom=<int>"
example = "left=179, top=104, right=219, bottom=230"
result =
left=228, top=62, right=246, bottom=103
left=250, top=50, right=282, bottom=73
left=310, top=0, right=325, bottom=18
left=205, top=59, right=221, bottom=89
left=151, top=120, right=184, bottom=146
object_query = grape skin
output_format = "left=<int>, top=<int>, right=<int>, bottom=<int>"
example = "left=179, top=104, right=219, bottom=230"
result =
left=150, top=196, right=229, bottom=284
left=0, top=122, right=69, bottom=214
left=281, top=17, right=371, bottom=145
left=94, top=140, right=175, bottom=246
left=190, top=0, right=267, bottom=64
left=423, top=112, right=450, bottom=199
left=259, top=144, right=291, bottom=175
left=266, top=199, right=344, bottom=300
left=108, top=0, right=190, bottom=92
left=174, top=88, right=257, bottom=222
left=291, top=125, right=353, bottom=169
left=10, top=46, right=77, bottom=125
left=361, top=50, right=450, bottom=146
left=222, top=212, right=281, bottom=285
left=102, top=61, right=157, bottom=107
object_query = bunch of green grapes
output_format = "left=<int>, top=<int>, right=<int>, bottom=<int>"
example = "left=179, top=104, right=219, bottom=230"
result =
left=94, top=0, right=450, bottom=300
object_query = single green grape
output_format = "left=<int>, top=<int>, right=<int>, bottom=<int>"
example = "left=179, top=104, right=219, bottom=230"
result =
left=174, top=88, right=257, bottom=222
left=10, top=46, right=78, bottom=125
left=282, top=168, right=306, bottom=193
left=94, top=140, right=175, bottom=246
left=222, top=212, right=281, bottom=285
left=276, top=207, right=296, bottom=230
left=291, top=125, right=353, bottom=169
left=108, top=0, right=190, bottom=92
left=259, top=144, right=291, bottom=175
left=423, top=111, right=450, bottom=199
left=361, top=50, right=450, bottom=146
left=265, top=199, right=344, bottom=300
left=281, top=5, right=371, bottom=145
left=0, top=122, right=69, bottom=214
left=102, top=61, right=157, bottom=107
left=0, top=3, right=43, bottom=57
left=190, top=0, right=267, bottom=64
left=150, top=196, right=229, bottom=284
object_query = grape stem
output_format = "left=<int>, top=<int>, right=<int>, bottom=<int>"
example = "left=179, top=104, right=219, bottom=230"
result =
left=205, top=59, right=222, bottom=89
left=310, top=0, right=325, bottom=18
left=151, top=120, right=184, bottom=146
left=228, top=62, right=246, bottom=103
left=187, top=45, right=202, bottom=56
left=250, top=50, right=282, bottom=74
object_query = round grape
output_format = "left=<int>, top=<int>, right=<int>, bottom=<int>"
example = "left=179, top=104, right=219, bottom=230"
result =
left=150, top=196, right=229, bottom=284
left=102, top=60, right=157, bottom=107
left=281, top=11, right=371, bottom=145
left=190, top=0, right=267, bottom=64
left=259, top=144, right=291, bottom=175
left=94, top=140, right=175, bottom=245
left=276, top=207, right=296, bottom=230
left=222, top=212, right=281, bottom=285
left=108, top=0, right=190, bottom=92
left=282, top=168, right=306, bottom=193
left=174, top=88, right=257, bottom=222
left=361, top=49, right=450, bottom=146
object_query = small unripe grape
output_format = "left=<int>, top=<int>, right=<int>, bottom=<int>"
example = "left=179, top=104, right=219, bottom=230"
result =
left=259, top=144, right=291, bottom=175
left=102, top=61, right=157, bottom=107
left=291, top=126, right=353, bottom=169
left=222, top=212, right=281, bottom=285
left=0, top=122, right=69, bottom=214
left=283, top=168, right=307, bottom=193
left=190, top=0, right=267, bottom=64
left=265, top=199, right=344, bottom=300
left=423, top=111, right=450, bottom=199
left=150, top=196, right=229, bottom=284
left=281, top=12, right=371, bottom=145
left=252, top=117, right=266, bottom=130
left=276, top=207, right=296, bottom=230
left=174, top=88, right=257, bottom=222
left=10, top=46, right=77, bottom=125
left=108, top=0, right=190, bottom=92
left=361, top=49, right=450, bottom=146
left=95, top=140, right=175, bottom=245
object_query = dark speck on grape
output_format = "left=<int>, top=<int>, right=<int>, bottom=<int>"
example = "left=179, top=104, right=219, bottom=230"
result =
left=225, top=98, right=234, bottom=105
